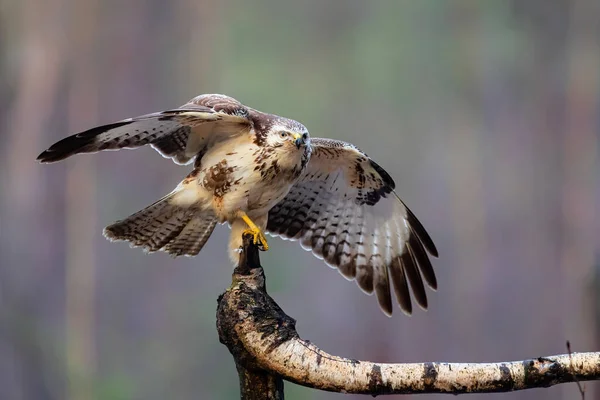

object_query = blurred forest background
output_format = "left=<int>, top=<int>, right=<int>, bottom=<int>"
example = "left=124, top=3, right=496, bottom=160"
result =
left=1, top=1, right=599, bottom=399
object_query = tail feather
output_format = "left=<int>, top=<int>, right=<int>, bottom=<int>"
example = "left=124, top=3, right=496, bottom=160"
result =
left=103, top=193, right=216, bottom=257
left=164, top=217, right=217, bottom=257
left=144, top=211, right=194, bottom=252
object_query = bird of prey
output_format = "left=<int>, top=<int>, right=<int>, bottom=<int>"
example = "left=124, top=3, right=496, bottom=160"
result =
left=37, top=94, right=438, bottom=316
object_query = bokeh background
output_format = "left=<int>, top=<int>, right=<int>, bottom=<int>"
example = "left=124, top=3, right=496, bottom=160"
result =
left=1, top=1, right=599, bottom=399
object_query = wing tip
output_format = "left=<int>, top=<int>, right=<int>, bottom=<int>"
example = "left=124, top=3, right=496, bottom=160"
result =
left=381, top=306, right=394, bottom=317
left=36, top=135, right=92, bottom=163
left=36, top=150, right=56, bottom=163
left=36, top=147, right=81, bottom=163
left=36, top=120, right=134, bottom=163
left=401, top=199, right=439, bottom=257
left=428, top=243, right=440, bottom=258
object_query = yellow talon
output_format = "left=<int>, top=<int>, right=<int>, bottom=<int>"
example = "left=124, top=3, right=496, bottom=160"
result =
left=242, top=228, right=269, bottom=251
left=237, top=211, right=269, bottom=251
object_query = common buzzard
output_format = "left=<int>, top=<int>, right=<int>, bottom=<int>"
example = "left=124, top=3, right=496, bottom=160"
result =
left=37, top=94, right=438, bottom=316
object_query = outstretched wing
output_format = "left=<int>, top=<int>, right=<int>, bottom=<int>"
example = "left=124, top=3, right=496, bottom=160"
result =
left=266, top=138, right=438, bottom=316
left=37, top=94, right=252, bottom=165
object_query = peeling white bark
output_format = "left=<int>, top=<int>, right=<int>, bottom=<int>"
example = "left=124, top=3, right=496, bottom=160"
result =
left=217, top=236, right=600, bottom=397
left=237, top=316, right=599, bottom=394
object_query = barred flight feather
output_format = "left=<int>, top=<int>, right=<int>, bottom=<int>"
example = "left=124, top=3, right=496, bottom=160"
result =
left=267, top=138, right=438, bottom=316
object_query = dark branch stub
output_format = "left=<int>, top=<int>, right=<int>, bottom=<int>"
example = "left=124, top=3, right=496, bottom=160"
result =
left=217, top=234, right=294, bottom=400
left=234, top=234, right=262, bottom=276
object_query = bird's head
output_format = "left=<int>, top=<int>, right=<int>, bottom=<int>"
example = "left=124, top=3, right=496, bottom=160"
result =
left=261, top=118, right=311, bottom=175
left=267, top=119, right=310, bottom=151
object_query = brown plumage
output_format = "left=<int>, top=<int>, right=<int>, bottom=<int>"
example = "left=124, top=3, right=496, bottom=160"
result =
left=38, top=93, right=438, bottom=316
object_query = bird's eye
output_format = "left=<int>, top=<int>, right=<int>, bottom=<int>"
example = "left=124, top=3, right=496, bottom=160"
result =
left=279, top=131, right=288, bottom=138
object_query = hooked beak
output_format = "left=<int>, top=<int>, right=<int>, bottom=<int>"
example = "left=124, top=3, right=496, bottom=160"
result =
left=292, top=133, right=305, bottom=149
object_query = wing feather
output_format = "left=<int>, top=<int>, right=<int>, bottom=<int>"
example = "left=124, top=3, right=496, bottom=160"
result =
left=37, top=94, right=251, bottom=165
left=267, top=138, right=438, bottom=316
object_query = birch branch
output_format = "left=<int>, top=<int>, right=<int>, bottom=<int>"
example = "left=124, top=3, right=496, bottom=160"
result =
left=216, top=235, right=600, bottom=397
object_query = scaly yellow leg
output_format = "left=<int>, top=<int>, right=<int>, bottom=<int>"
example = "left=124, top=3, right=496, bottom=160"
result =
left=237, top=211, right=269, bottom=251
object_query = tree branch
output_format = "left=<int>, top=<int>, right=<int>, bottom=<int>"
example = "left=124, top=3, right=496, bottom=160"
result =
left=216, top=235, right=600, bottom=397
